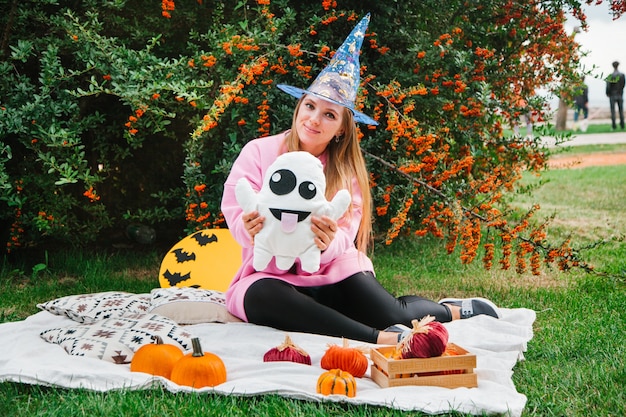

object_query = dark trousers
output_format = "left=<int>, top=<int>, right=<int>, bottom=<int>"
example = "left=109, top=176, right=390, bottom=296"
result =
left=244, top=272, right=452, bottom=344
left=609, top=96, right=624, bottom=128
left=574, top=104, right=588, bottom=121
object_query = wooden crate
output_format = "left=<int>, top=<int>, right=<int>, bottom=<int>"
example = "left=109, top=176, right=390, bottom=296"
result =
left=370, top=343, right=478, bottom=388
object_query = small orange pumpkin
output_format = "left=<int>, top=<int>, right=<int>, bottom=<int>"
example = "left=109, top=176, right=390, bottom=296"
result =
left=170, top=337, right=227, bottom=388
left=442, top=344, right=461, bottom=356
left=130, top=335, right=184, bottom=379
left=316, top=368, right=357, bottom=397
left=320, top=338, right=369, bottom=377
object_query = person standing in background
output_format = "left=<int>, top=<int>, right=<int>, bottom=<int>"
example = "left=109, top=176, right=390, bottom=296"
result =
left=573, top=78, right=589, bottom=132
left=606, top=61, right=625, bottom=130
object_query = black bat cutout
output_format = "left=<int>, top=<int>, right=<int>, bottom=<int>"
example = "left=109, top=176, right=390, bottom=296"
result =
left=172, top=248, right=196, bottom=263
left=192, top=231, right=218, bottom=246
left=162, top=269, right=191, bottom=286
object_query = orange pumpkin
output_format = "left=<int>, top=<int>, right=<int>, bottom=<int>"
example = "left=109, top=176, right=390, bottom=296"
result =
left=442, top=344, right=461, bottom=356
left=170, top=337, right=227, bottom=388
left=316, top=368, right=357, bottom=397
left=320, top=338, right=369, bottom=377
left=130, top=335, right=184, bottom=379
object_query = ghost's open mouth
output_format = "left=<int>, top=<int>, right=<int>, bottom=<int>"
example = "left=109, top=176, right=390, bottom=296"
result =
left=269, top=208, right=311, bottom=233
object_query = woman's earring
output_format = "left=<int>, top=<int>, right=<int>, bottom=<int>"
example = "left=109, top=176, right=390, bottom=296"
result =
left=334, top=133, right=343, bottom=143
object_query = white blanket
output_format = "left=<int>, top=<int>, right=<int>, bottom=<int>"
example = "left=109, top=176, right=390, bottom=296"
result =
left=0, top=307, right=535, bottom=417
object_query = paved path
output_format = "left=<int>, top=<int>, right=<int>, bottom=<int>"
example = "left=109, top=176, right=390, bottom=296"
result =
left=542, top=131, right=626, bottom=147
left=534, top=116, right=626, bottom=147
left=539, top=118, right=626, bottom=148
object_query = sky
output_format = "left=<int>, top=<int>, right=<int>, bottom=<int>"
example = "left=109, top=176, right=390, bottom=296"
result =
left=565, top=3, right=626, bottom=108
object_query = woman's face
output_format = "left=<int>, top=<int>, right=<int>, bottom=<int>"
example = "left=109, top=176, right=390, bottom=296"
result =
left=295, top=95, right=345, bottom=156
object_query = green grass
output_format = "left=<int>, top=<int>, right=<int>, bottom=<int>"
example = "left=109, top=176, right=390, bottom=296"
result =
left=1, top=145, right=625, bottom=416
left=559, top=122, right=622, bottom=135
left=517, top=165, right=626, bottom=241
left=542, top=122, right=624, bottom=135
left=550, top=142, right=626, bottom=157
left=1, top=384, right=446, bottom=417
left=513, top=159, right=626, bottom=279
left=504, top=122, right=624, bottom=139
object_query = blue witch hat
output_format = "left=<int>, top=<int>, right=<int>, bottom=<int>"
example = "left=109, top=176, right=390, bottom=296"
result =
left=277, top=13, right=378, bottom=126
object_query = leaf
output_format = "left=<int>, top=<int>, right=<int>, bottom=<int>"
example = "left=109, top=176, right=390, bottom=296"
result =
left=55, top=178, right=78, bottom=185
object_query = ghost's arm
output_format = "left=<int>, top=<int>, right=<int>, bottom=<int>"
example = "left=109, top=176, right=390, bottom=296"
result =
left=319, top=179, right=363, bottom=263
left=235, top=178, right=258, bottom=214
left=328, top=189, right=351, bottom=220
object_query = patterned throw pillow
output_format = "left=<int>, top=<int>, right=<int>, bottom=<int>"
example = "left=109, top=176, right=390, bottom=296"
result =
left=149, top=287, right=242, bottom=324
left=40, top=312, right=193, bottom=363
left=37, top=291, right=150, bottom=324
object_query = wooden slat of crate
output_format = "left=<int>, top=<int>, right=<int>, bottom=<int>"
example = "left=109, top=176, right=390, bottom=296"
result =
left=371, top=365, right=478, bottom=388
left=370, top=343, right=478, bottom=388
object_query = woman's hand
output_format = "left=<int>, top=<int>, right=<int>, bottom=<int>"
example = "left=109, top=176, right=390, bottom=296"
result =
left=242, top=210, right=265, bottom=244
left=311, top=215, right=338, bottom=251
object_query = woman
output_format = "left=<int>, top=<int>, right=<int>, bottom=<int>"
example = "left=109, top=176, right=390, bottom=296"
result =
left=221, top=14, right=500, bottom=345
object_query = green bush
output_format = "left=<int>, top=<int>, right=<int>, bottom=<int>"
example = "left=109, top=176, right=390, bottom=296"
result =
left=0, top=0, right=609, bottom=273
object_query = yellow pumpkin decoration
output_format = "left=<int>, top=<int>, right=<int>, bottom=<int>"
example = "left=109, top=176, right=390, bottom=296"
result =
left=159, top=228, right=241, bottom=291
left=130, top=335, right=184, bottom=379
left=170, top=337, right=227, bottom=388
left=316, top=368, right=357, bottom=397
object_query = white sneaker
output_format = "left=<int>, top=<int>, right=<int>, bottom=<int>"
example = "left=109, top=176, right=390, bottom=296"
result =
left=438, top=297, right=501, bottom=319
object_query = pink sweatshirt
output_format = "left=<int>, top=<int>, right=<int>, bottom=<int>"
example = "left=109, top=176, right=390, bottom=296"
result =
left=221, top=132, right=374, bottom=321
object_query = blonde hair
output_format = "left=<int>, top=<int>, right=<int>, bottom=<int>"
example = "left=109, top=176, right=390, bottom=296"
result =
left=284, top=96, right=372, bottom=252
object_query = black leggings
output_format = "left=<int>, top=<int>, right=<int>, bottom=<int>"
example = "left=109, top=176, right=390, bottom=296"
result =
left=244, top=271, right=452, bottom=344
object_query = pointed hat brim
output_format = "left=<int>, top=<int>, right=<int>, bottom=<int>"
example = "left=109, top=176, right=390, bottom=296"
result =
left=276, top=13, right=378, bottom=126
left=276, top=84, right=378, bottom=125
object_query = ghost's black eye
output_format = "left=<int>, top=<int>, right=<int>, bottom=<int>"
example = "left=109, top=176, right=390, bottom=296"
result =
left=299, top=181, right=316, bottom=200
left=269, top=169, right=296, bottom=195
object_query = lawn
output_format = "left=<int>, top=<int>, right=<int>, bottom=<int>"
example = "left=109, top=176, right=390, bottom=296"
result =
left=551, top=121, right=623, bottom=135
left=1, top=145, right=625, bottom=416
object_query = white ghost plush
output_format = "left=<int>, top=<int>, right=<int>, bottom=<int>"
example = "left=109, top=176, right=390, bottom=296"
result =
left=235, top=151, right=351, bottom=273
